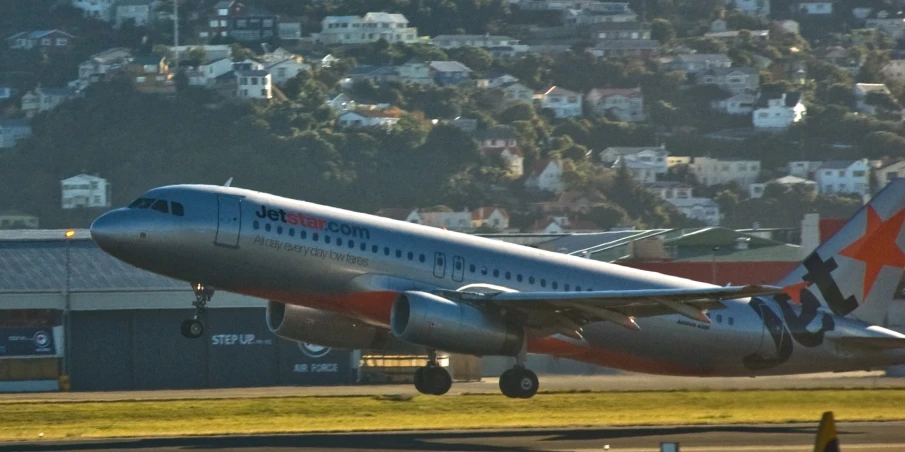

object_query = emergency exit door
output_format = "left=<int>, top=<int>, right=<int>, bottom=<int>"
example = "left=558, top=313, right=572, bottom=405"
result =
left=215, top=195, right=242, bottom=248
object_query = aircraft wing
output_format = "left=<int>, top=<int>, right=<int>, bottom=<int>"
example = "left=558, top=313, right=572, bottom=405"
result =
left=437, top=284, right=783, bottom=336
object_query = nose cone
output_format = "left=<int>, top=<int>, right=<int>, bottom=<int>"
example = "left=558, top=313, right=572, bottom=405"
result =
left=90, top=210, right=132, bottom=253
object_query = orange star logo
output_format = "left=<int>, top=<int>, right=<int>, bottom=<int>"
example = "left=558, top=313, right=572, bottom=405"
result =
left=838, top=206, right=905, bottom=300
left=781, top=280, right=811, bottom=304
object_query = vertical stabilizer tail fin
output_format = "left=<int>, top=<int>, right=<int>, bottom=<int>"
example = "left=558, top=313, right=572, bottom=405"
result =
left=778, top=179, right=905, bottom=325
left=814, top=411, right=840, bottom=452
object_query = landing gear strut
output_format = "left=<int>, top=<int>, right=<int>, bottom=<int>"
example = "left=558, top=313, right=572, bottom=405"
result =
left=413, top=349, right=452, bottom=396
left=181, top=283, right=214, bottom=339
left=499, top=336, right=539, bottom=399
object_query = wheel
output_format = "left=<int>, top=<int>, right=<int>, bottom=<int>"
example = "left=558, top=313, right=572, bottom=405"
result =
left=499, top=368, right=518, bottom=398
left=514, top=369, right=539, bottom=399
left=424, top=366, right=452, bottom=396
left=181, top=319, right=204, bottom=339
left=413, top=367, right=428, bottom=394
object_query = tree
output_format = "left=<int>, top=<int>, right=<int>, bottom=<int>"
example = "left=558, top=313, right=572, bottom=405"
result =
left=862, top=131, right=905, bottom=159
left=651, top=19, right=676, bottom=45
left=586, top=202, right=631, bottom=229
left=497, top=103, right=536, bottom=123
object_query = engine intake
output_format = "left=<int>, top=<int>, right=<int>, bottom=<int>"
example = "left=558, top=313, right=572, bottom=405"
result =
left=266, top=301, right=388, bottom=349
left=390, top=291, right=523, bottom=356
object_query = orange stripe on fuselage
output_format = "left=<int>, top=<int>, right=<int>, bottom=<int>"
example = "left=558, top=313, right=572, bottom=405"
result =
left=528, top=336, right=701, bottom=376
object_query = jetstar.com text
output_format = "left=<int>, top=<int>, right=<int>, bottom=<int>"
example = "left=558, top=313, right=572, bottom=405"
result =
left=256, top=205, right=370, bottom=239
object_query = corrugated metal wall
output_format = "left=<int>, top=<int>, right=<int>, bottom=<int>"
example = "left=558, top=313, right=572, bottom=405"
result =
left=69, top=307, right=355, bottom=391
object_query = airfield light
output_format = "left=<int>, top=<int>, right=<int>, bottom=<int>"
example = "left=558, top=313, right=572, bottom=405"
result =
left=65, top=229, right=75, bottom=238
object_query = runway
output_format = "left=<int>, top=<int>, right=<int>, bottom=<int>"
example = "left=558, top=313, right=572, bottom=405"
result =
left=1, top=422, right=903, bottom=451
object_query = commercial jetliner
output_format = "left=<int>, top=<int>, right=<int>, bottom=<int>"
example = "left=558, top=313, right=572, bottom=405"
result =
left=90, top=180, right=905, bottom=398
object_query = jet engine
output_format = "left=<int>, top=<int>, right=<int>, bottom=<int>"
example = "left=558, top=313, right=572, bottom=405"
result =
left=266, top=301, right=389, bottom=349
left=390, top=291, right=523, bottom=356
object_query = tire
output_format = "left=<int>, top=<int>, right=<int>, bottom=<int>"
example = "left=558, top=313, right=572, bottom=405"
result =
left=181, top=319, right=204, bottom=339
left=499, top=369, right=518, bottom=398
left=515, top=369, right=539, bottom=399
left=413, top=367, right=428, bottom=394
left=426, top=366, right=452, bottom=396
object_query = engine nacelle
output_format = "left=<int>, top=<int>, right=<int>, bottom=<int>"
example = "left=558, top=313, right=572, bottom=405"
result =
left=390, top=291, right=523, bottom=356
left=266, top=301, right=388, bottom=349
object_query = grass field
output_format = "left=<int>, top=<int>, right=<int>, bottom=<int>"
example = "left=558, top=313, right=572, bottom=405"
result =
left=1, top=389, right=904, bottom=441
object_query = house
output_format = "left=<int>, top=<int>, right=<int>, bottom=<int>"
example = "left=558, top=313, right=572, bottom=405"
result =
left=704, top=30, right=770, bottom=41
left=711, top=91, right=758, bottom=115
left=689, top=157, right=761, bottom=187
left=563, top=4, right=638, bottom=27
left=500, top=82, right=534, bottom=105
left=0, top=210, right=39, bottom=229
left=614, top=157, right=657, bottom=184
left=865, top=13, right=905, bottom=41
left=876, top=160, right=905, bottom=191
left=278, top=18, right=302, bottom=40
left=665, top=198, right=720, bottom=226
left=78, top=47, right=133, bottom=89
left=774, top=20, right=800, bottom=35
left=752, top=92, right=805, bottom=129
left=115, top=0, right=156, bottom=28
left=169, top=45, right=233, bottom=62
left=315, top=13, right=419, bottom=45
left=199, top=1, right=278, bottom=42
left=265, top=58, right=309, bottom=86
left=814, top=160, right=870, bottom=196
left=431, top=35, right=520, bottom=48
left=587, top=40, right=661, bottom=58
left=416, top=209, right=473, bottom=231
left=396, top=58, right=433, bottom=85
left=787, top=161, right=823, bottom=178
left=792, top=1, right=834, bottom=15
left=484, top=72, right=519, bottom=88
left=591, top=21, right=650, bottom=41
left=881, top=60, right=905, bottom=84
left=125, top=55, right=175, bottom=94
left=471, top=207, right=510, bottom=230
left=20, top=86, right=76, bottom=117
left=696, top=67, right=759, bottom=94
left=529, top=216, right=599, bottom=233
left=749, top=176, right=818, bottom=199
left=337, top=110, right=401, bottom=129
left=0, top=119, right=32, bottom=149
left=586, top=87, right=644, bottom=122
left=72, top=0, right=116, bottom=21
left=187, top=57, right=233, bottom=87
left=325, top=93, right=357, bottom=112
left=6, top=30, right=76, bottom=51
left=534, top=86, right=582, bottom=118
left=475, top=125, right=518, bottom=149
left=815, top=46, right=862, bottom=75
left=646, top=181, right=693, bottom=201
left=668, top=156, right=691, bottom=167
left=732, top=0, right=770, bottom=16
left=61, top=174, right=111, bottom=209
left=0, top=87, right=13, bottom=99
left=854, top=83, right=901, bottom=117
left=525, top=159, right=570, bottom=193
left=599, top=146, right=668, bottom=174
left=236, top=70, right=272, bottom=100
left=429, top=61, right=473, bottom=85
left=665, top=54, right=732, bottom=75
left=476, top=126, right=524, bottom=177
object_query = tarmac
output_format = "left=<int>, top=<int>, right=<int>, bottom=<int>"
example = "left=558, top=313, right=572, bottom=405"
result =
left=1, top=423, right=904, bottom=452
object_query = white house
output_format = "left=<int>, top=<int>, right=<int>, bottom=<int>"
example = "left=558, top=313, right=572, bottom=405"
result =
left=0, top=119, right=32, bottom=149
left=534, top=86, right=582, bottom=118
left=793, top=2, right=833, bottom=15
left=471, top=207, right=510, bottom=230
left=774, top=19, right=800, bottom=34
left=431, top=35, right=520, bottom=48
left=586, top=87, right=644, bottom=122
left=689, top=157, right=761, bottom=187
left=115, top=0, right=156, bottom=28
left=396, top=59, right=433, bottom=85
left=711, top=91, right=757, bottom=115
left=476, top=126, right=524, bottom=177
left=316, top=13, right=419, bottom=45
left=666, top=54, right=732, bottom=75
left=61, top=174, right=111, bottom=209
left=20, top=86, right=76, bottom=118
left=235, top=70, right=272, bottom=100
left=876, top=160, right=905, bottom=191
left=78, top=47, right=133, bottom=89
left=614, top=157, right=657, bottom=184
left=646, top=181, right=693, bottom=201
left=854, top=83, right=900, bottom=116
left=753, top=92, right=806, bottom=129
left=337, top=110, right=400, bottom=129
left=749, top=175, right=818, bottom=198
left=72, top=0, right=116, bottom=22
left=787, top=161, right=823, bottom=178
left=732, top=0, right=770, bottom=16
left=500, top=82, right=534, bottom=105
left=417, top=209, right=474, bottom=231
left=265, top=58, right=309, bottom=85
left=187, top=57, right=233, bottom=87
left=696, top=67, right=759, bottom=94
left=814, top=160, right=870, bottom=196
left=666, top=198, right=720, bottom=226
left=600, top=145, right=668, bottom=174
left=525, top=159, right=570, bottom=193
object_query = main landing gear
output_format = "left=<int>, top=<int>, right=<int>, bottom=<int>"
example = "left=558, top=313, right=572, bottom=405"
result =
left=181, top=283, right=214, bottom=339
left=499, top=338, right=539, bottom=399
left=413, top=349, right=453, bottom=396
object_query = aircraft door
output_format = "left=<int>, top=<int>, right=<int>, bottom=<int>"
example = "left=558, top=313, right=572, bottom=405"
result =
left=433, top=252, right=447, bottom=278
left=215, top=195, right=242, bottom=248
left=452, top=255, right=465, bottom=282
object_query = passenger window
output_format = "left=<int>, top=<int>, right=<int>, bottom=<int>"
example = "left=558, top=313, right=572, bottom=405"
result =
left=493, top=269, right=499, bottom=277
left=517, top=274, right=523, bottom=282
left=564, top=284, right=570, bottom=291
left=277, top=226, right=283, bottom=235
left=336, top=238, right=342, bottom=246
left=469, top=264, right=476, bottom=273
left=529, top=276, right=535, bottom=285
left=313, top=233, right=319, bottom=241
left=289, top=228, right=295, bottom=237
left=728, top=317, right=734, bottom=326
left=348, top=240, right=354, bottom=249
left=481, top=266, right=488, bottom=275
left=171, top=202, right=185, bottom=216
left=325, top=236, right=331, bottom=244
left=265, top=223, right=272, bottom=232
left=552, top=281, right=558, bottom=290
left=301, top=230, right=307, bottom=239
left=576, top=286, right=582, bottom=291
left=384, top=247, right=390, bottom=255
left=396, top=249, right=402, bottom=258
left=419, top=254, right=426, bottom=263
left=717, top=315, right=723, bottom=324
left=505, top=271, right=511, bottom=280
left=150, top=199, right=169, bottom=214
left=360, top=242, right=366, bottom=251
left=541, top=279, right=546, bottom=288
left=253, top=220, right=260, bottom=230
left=372, top=245, right=378, bottom=253
left=407, top=251, right=414, bottom=260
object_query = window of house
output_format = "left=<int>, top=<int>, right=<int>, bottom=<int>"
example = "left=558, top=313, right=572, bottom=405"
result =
left=853, top=170, right=866, bottom=177
left=56, top=38, right=67, bottom=46
left=261, top=89, right=267, bottom=96
left=263, top=19, right=273, bottom=27
left=136, top=76, right=146, bottom=83
left=251, top=77, right=258, bottom=85
left=41, top=38, right=51, bottom=46
left=220, top=20, right=227, bottom=26
left=236, top=19, right=247, bottom=28
left=209, top=20, right=218, bottom=27
left=838, top=170, right=845, bottom=177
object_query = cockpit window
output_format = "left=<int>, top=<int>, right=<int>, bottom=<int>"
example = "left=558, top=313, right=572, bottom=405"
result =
left=129, top=198, right=154, bottom=209
left=150, top=199, right=169, bottom=214
left=171, top=202, right=184, bottom=217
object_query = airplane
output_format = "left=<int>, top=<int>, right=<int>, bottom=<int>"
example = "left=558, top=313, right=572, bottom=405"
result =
left=89, top=180, right=905, bottom=398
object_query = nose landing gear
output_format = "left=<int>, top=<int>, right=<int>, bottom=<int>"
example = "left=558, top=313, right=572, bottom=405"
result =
left=181, top=283, right=214, bottom=339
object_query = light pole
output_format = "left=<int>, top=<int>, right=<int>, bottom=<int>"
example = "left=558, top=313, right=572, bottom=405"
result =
left=63, top=229, right=75, bottom=380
